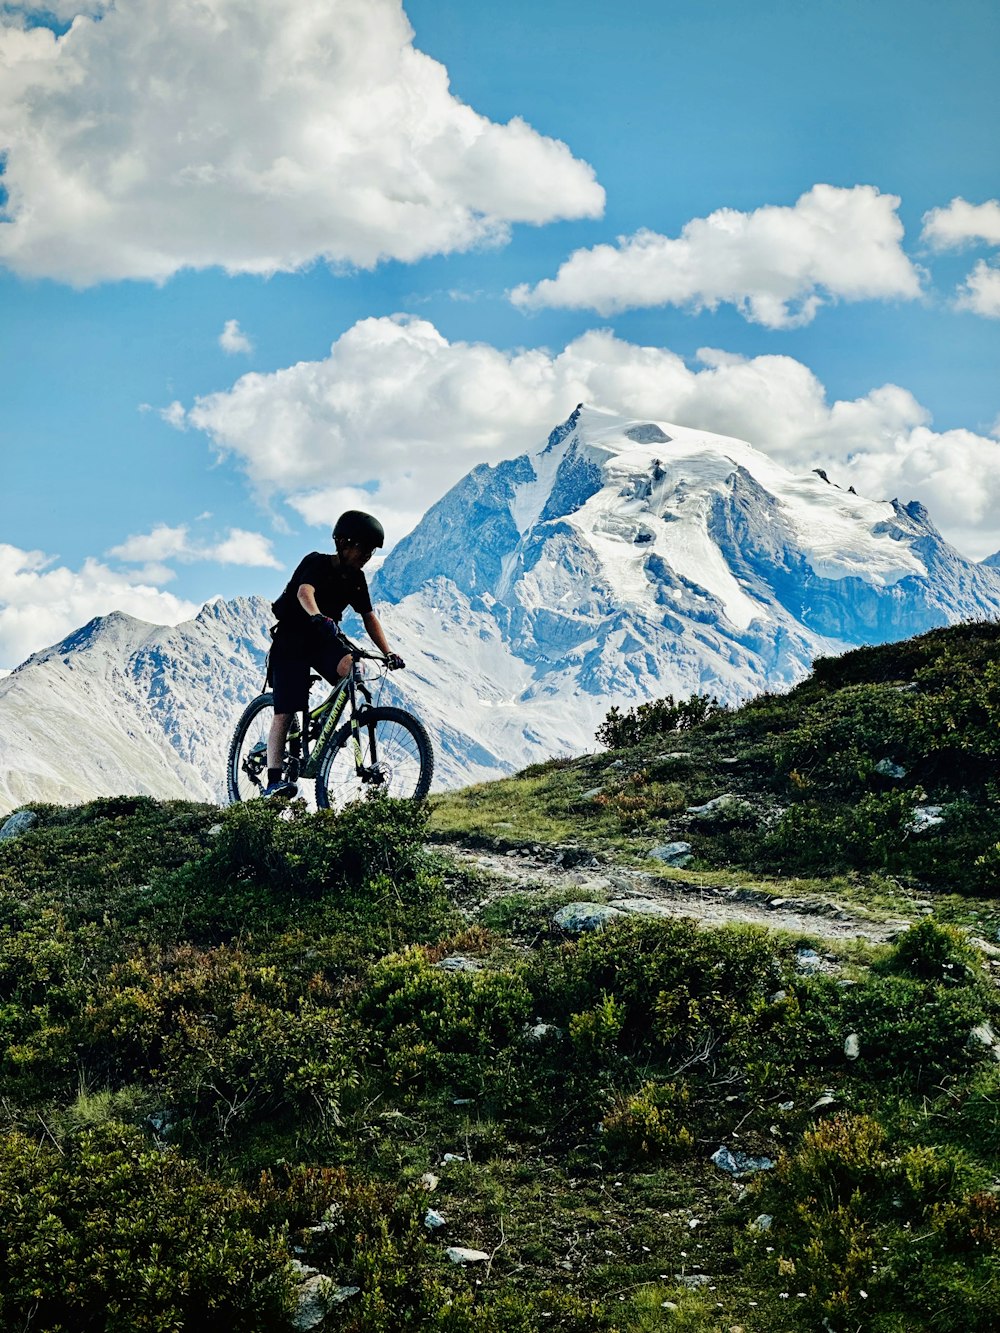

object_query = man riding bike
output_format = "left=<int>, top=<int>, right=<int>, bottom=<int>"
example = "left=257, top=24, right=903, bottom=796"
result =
left=262, top=510, right=405, bottom=799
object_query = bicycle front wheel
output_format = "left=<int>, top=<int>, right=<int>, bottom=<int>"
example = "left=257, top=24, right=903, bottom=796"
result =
left=315, top=706, right=433, bottom=810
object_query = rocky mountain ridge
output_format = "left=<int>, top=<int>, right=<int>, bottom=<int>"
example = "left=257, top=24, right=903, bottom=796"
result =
left=2, top=404, right=999, bottom=813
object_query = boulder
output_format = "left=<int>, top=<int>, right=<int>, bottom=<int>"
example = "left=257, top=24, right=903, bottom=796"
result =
left=553, top=902, right=625, bottom=933
left=0, top=810, right=37, bottom=842
left=710, top=1145, right=775, bottom=1177
left=649, top=841, right=693, bottom=868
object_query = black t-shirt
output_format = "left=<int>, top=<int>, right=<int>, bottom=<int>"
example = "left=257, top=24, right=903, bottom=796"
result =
left=272, top=552, right=372, bottom=639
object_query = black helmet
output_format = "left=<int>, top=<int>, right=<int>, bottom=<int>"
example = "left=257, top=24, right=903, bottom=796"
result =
left=333, top=509, right=384, bottom=549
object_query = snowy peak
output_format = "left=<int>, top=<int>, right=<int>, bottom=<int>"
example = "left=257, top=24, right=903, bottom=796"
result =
left=378, top=403, right=960, bottom=635
left=4, top=407, right=1000, bottom=815
left=375, top=403, right=1000, bottom=758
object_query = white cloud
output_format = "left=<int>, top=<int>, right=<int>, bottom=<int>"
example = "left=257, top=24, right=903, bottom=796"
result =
left=921, top=198, right=1000, bottom=249
left=0, top=0, right=603, bottom=285
left=160, top=401, right=187, bottom=429
left=955, top=260, right=1000, bottom=318
left=511, top=185, right=922, bottom=327
left=219, top=319, right=253, bottom=355
left=108, top=522, right=281, bottom=569
left=107, top=524, right=190, bottom=563
left=207, top=529, right=281, bottom=567
left=0, top=542, right=198, bottom=667
left=178, top=314, right=1000, bottom=560
left=921, top=199, right=1000, bottom=319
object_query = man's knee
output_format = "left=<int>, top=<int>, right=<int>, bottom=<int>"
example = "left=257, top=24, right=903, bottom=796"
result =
left=336, top=653, right=352, bottom=677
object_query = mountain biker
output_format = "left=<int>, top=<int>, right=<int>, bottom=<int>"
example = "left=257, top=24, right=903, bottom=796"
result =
left=261, top=510, right=405, bottom=798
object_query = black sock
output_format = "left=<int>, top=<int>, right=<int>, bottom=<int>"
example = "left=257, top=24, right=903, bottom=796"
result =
left=267, top=768, right=282, bottom=786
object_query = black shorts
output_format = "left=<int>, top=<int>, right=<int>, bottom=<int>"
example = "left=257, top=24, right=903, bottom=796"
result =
left=269, top=625, right=352, bottom=714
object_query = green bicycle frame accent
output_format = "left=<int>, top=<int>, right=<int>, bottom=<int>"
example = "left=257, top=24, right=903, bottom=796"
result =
left=300, top=675, right=351, bottom=779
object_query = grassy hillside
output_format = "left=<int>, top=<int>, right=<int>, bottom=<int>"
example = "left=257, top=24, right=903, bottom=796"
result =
left=2, top=622, right=1000, bottom=1332
left=432, top=620, right=1000, bottom=903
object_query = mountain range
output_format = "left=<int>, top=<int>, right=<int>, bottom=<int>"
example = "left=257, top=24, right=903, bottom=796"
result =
left=3, top=404, right=999, bottom=813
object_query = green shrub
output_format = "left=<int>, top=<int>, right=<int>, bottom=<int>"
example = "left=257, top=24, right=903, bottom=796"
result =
left=880, top=918, right=986, bottom=987
left=358, top=946, right=533, bottom=1100
left=780, top=969, right=990, bottom=1090
left=591, top=771, right=687, bottom=828
left=596, top=693, right=725, bottom=748
left=601, top=1079, right=695, bottom=1159
left=0, top=1126, right=294, bottom=1331
left=83, top=941, right=359, bottom=1137
left=0, top=908, right=100, bottom=1100
left=750, top=1113, right=998, bottom=1332
left=537, top=917, right=782, bottom=1061
left=762, top=790, right=917, bottom=875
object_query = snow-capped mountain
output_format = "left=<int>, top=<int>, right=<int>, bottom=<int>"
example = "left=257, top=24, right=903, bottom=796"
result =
left=372, top=404, right=1000, bottom=772
left=2, top=404, right=999, bottom=814
left=0, top=599, right=272, bottom=814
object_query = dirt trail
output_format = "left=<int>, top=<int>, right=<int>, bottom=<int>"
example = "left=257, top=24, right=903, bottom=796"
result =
left=437, top=842, right=916, bottom=945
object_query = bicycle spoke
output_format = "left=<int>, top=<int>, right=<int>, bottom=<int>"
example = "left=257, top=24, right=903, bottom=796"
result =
left=316, top=706, right=432, bottom=810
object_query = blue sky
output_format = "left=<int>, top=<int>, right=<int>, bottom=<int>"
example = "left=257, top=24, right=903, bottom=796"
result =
left=1, top=0, right=998, bottom=667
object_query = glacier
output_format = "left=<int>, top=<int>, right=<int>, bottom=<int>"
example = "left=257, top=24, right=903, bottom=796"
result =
left=2, top=403, right=999, bottom=813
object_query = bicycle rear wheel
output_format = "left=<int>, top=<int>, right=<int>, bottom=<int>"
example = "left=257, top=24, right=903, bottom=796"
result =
left=315, top=706, right=433, bottom=810
left=227, top=692, right=308, bottom=804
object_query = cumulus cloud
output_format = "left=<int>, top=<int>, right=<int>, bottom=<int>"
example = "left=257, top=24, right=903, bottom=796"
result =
left=921, top=198, right=1000, bottom=319
left=219, top=319, right=253, bottom=355
left=955, top=260, right=1000, bottom=318
left=177, top=314, right=1000, bottom=560
left=0, top=0, right=603, bottom=284
left=0, top=542, right=198, bottom=668
left=921, top=198, right=1000, bottom=249
left=511, top=185, right=922, bottom=327
left=108, top=523, right=281, bottom=569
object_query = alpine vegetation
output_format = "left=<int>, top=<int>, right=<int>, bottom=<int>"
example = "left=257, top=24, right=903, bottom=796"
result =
left=2, top=622, right=999, bottom=1330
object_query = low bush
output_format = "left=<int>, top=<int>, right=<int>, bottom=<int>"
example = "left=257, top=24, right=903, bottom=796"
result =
left=358, top=946, right=533, bottom=1101
left=0, top=1125, right=294, bottom=1332
left=746, top=1113, right=998, bottom=1332
left=596, top=693, right=725, bottom=748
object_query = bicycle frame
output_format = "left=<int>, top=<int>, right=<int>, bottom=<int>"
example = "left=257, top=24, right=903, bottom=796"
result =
left=288, top=651, right=379, bottom=782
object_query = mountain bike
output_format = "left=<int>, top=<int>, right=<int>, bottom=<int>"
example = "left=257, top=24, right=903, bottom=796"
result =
left=226, top=646, right=433, bottom=809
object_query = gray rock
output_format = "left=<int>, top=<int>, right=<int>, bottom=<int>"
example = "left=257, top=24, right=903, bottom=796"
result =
left=425, top=1209, right=447, bottom=1230
left=751, top=1214, right=774, bottom=1233
left=810, top=1091, right=838, bottom=1112
left=580, top=786, right=605, bottom=800
left=686, top=794, right=751, bottom=823
left=970, top=1023, right=1000, bottom=1061
left=844, top=1033, right=860, bottom=1061
left=525, top=1021, right=562, bottom=1042
left=289, top=1264, right=358, bottom=1331
left=649, top=841, right=693, bottom=867
left=553, top=902, right=625, bottom=933
left=795, top=948, right=825, bottom=974
left=420, top=1172, right=440, bottom=1192
left=433, top=955, right=483, bottom=973
left=0, top=810, right=37, bottom=842
left=710, top=1145, right=775, bottom=1177
left=676, top=1274, right=711, bottom=1288
left=874, top=758, right=907, bottom=780
left=447, top=1246, right=490, bottom=1265
left=910, top=805, right=945, bottom=833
